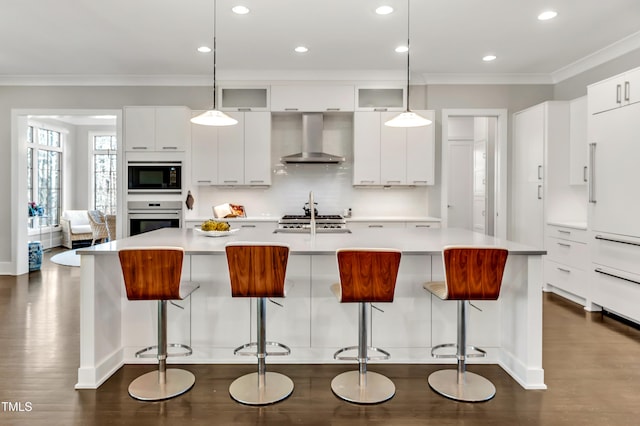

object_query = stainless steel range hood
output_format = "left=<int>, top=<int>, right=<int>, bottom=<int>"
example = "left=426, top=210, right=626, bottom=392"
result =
left=280, top=113, right=345, bottom=164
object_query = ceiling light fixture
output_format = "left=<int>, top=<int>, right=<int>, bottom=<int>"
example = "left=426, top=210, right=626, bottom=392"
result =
left=376, top=6, right=394, bottom=15
left=232, top=5, right=250, bottom=15
left=197, top=46, right=212, bottom=53
left=385, top=0, right=432, bottom=128
left=395, top=45, right=409, bottom=53
left=538, top=10, right=558, bottom=21
left=294, top=46, right=309, bottom=53
left=482, top=55, right=497, bottom=62
left=191, top=0, right=238, bottom=127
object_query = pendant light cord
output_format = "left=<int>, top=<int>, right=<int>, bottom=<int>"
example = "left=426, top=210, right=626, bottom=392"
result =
left=406, top=0, right=411, bottom=112
left=212, top=0, right=217, bottom=110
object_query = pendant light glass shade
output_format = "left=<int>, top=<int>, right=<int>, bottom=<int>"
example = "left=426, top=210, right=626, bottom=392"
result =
left=385, top=0, right=431, bottom=128
left=384, top=111, right=432, bottom=127
left=191, top=0, right=238, bottom=127
left=191, top=109, right=238, bottom=126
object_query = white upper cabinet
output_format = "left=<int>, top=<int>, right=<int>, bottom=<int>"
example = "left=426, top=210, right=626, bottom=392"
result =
left=191, top=111, right=271, bottom=186
left=190, top=112, right=218, bottom=185
left=353, top=110, right=435, bottom=186
left=124, top=106, right=190, bottom=152
left=355, top=87, right=405, bottom=111
left=218, top=86, right=270, bottom=111
left=270, top=85, right=354, bottom=111
left=588, top=67, right=640, bottom=115
left=569, top=96, right=588, bottom=185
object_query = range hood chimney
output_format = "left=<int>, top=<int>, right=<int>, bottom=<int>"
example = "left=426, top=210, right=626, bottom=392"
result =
left=280, top=113, right=345, bottom=164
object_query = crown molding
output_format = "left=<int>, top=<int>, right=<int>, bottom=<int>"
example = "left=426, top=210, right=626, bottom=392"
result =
left=421, top=73, right=553, bottom=85
left=551, top=30, right=640, bottom=84
left=0, top=75, right=213, bottom=86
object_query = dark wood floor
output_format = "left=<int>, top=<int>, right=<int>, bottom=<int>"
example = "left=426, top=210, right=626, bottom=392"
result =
left=1, top=249, right=640, bottom=425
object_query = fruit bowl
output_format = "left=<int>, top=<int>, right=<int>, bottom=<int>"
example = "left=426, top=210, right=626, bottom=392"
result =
left=194, top=227, right=239, bottom=237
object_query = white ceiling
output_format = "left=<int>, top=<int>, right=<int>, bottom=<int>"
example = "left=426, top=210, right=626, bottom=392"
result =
left=2, top=0, right=640, bottom=85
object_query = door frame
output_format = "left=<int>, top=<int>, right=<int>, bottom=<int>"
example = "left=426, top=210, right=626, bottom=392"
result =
left=441, top=109, right=508, bottom=239
left=10, top=108, right=122, bottom=275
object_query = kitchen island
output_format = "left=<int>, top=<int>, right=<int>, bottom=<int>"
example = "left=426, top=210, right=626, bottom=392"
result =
left=75, top=227, right=546, bottom=390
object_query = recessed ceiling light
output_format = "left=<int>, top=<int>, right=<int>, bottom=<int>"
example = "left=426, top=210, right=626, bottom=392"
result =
left=295, top=46, right=309, bottom=53
left=376, top=6, right=394, bottom=15
left=483, top=55, right=497, bottom=62
left=197, top=46, right=212, bottom=53
left=538, top=10, right=557, bottom=20
left=232, top=5, right=250, bottom=15
left=395, top=45, right=408, bottom=53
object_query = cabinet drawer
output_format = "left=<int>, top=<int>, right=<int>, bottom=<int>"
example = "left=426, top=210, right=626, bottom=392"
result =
left=544, top=259, right=587, bottom=299
left=407, top=222, right=441, bottom=229
left=545, top=236, right=588, bottom=270
left=545, top=225, right=588, bottom=243
left=591, top=265, right=640, bottom=323
left=592, top=233, right=640, bottom=276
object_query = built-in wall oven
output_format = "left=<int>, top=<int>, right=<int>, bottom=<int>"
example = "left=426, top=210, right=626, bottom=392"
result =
left=127, top=201, right=182, bottom=236
left=128, top=161, right=182, bottom=194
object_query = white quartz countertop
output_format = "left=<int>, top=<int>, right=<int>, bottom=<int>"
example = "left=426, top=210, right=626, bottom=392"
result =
left=79, top=227, right=545, bottom=256
left=546, top=221, right=588, bottom=230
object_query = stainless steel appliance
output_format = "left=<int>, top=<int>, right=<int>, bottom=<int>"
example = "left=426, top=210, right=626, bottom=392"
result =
left=127, top=161, right=182, bottom=194
left=275, top=214, right=350, bottom=234
left=127, top=201, right=182, bottom=236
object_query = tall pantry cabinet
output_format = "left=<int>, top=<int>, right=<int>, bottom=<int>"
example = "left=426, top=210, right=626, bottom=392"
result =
left=588, top=66, right=640, bottom=324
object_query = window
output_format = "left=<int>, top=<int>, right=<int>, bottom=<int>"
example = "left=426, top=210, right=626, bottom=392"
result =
left=91, top=133, right=117, bottom=215
left=27, top=125, right=62, bottom=229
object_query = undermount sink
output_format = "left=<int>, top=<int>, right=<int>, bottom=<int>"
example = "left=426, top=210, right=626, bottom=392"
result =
left=273, top=228, right=351, bottom=234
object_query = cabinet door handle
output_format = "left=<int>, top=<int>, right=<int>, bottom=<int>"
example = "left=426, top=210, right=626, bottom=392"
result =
left=557, top=267, right=571, bottom=273
left=368, top=224, right=384, bottom=228
left=412, top=180, right=428, bottom=184
left=326, top=108, right=341, bottom=111
left=359, top=180, right=375, bottom=184
left=624, top=81, right=630, bottom=102
left=162, top=146, right=178, bottom=150
left=415, top=224, right=431, bottom=228
left=284, top=108, right=299, bottom=111
left=241, top=224, right=256, bottom=228
left=595, top=268, right=640, bottom=286
left=131, top=146, right=148, bottom=150
left=249, top=180, right=264, bottom=184
left=223, top=180, right=238, bottom=184
left=616, top=84, right=622, bottom=104
left=196, top=180, right=212, bottom=184
left=537, top=165, right=542, bottom=180
left=583, top=166, right=588, bottom=183
left=374, top=108, right=388, bottom=112
left=557, top=242, right=572, bottom=248
left=589, top=143, right=596, bottom=203
left=595, top=234, right=640, bottom=247
left=386, top=180, right=402, bottom=184
left=537, top=184, right=542, bottom=200
left=238, top=108, right=252, bottom=112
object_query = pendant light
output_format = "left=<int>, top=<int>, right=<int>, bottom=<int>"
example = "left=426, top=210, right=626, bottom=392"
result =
left=384, top=0, right=432, bottom=128
left=191, top=0, right=238, bottom=126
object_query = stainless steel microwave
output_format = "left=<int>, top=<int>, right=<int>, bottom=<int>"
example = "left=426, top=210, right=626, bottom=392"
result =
left=127, top=161, right=182, bottom=193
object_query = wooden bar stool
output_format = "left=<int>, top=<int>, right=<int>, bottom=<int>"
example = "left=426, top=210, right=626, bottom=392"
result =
left=330, top=248, right=402, bottom=404
left=225, top=243, right=294, bottom=405
left=118, top=247, right=199, bottom=401
left=424, top=246, right=508, bottom=402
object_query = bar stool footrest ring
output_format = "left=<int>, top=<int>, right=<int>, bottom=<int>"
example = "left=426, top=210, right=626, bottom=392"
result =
left=135, top=343, right=193, bottom=359
left=333, top=345, right=391, bottom=361
left=431, top=343, right=487, bottom=359
left=233, top=341, right=291, bottom=357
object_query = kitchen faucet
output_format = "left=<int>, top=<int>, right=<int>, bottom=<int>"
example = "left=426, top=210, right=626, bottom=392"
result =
left=309, top=191, right=316, bottom=236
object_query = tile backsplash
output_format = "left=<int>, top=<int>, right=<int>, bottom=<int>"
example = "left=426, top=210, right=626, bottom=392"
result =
left=184, top=113, right=430, bottom=219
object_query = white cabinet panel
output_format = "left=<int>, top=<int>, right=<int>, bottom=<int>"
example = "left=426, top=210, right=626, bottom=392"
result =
left=380, top=112, right=406, bottom=184
left=271, top=85, right=354, bottom=111
left=353, top=112, right=381, bottom=185
left=190, top=114, right=218, bottom=185
left=590, top=104, right=640, bottom=238
left=569, top=96, right=588, bottom=185
left=218, top=86, right=269, bottom=111
left=544, top=259, right=588, bottom=300
left=244, top=112, right=271, bottom=185
left=588, top=67, right=640, bottom=115
left=217, top=112, right=245, bottom=185
left=406, top=110, right=436, bottom=185
left=124, top=106, right=189, bottom=152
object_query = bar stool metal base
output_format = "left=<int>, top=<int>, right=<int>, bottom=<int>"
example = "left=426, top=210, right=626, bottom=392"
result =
left=128, top=368, right=195, bottom=401
left=229, top=372, right=294, bottom=405
left=428, top=369, right=496, bottom=402
left=331, top=371, right=395, bottom=404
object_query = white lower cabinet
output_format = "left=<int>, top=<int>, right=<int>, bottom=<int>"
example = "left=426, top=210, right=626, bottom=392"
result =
left=543, top=225, right=588, bottom=303
left=348, top=221, right=405, bottom=230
